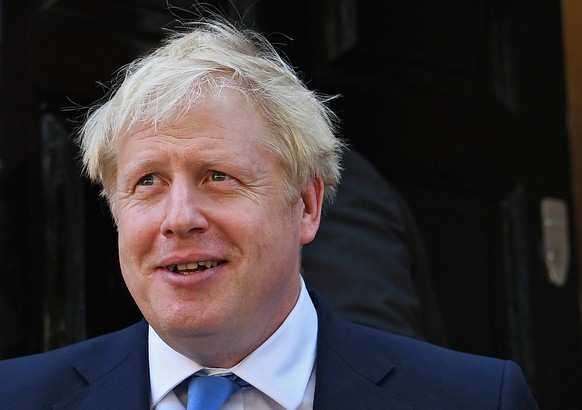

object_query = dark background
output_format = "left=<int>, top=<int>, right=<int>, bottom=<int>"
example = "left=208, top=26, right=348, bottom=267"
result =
left=1, top=1, right=581, bottom=408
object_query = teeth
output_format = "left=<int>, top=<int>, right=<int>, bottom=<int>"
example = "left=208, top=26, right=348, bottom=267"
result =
left=171, top=260, right=218, bottom=273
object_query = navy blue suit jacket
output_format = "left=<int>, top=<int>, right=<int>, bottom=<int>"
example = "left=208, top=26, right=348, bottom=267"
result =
left=0, top=290, right=537, bottom=409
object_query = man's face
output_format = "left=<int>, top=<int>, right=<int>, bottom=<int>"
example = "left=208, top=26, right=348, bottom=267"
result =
left=113, top=89, right=322, bottom=365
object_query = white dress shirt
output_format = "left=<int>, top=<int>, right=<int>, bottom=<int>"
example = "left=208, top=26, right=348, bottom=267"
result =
left=149, top=278, right=318, bottom=409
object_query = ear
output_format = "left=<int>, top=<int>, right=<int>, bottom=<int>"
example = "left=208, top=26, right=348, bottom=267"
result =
left=299, top=176, right=325, bottom=245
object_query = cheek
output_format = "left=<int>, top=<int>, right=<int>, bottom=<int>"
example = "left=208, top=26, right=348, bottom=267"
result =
left=255, top=207, right=303, bottom=265
left=117, top=208, right=159, bottom=265
left=117, top=217, right=159, bottom=307
left=244, top=203, right=300, bottom=247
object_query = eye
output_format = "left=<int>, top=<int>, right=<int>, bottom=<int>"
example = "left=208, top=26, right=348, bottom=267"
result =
left=137, top=174, right=161, bottom=186
left=210, top=170, right=231, bottom=182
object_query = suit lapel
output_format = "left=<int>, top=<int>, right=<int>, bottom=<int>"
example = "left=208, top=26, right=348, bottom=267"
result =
left=310, top=289, right=412, bottom=410
left=51, top=292, right=411, bottom=409
left=53, top=320, right=150, bottom=410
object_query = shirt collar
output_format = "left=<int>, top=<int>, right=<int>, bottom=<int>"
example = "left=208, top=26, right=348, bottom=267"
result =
left=149, top=278, right=318, bottom=409
left=148, top=327, right=202, bottom=406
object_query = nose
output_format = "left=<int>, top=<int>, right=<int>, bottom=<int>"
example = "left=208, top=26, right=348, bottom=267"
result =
left=160, top=180, right=209, bottom=238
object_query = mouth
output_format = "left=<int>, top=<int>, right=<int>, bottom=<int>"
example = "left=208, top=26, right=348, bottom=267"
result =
left=168, top=260, right=224, bottom=275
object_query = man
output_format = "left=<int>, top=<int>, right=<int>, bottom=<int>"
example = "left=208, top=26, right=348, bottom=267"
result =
left=0, top=18, right=537, bottom=409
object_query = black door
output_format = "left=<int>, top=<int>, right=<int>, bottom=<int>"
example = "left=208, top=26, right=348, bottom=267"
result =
left=296, top=1, right=582, bottom=407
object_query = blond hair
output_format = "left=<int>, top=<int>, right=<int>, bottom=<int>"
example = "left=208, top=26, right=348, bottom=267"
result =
left=78, top=17, right=345, bottom=209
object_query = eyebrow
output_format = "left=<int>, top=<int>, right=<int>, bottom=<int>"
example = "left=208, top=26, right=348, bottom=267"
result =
left=118, top=156, right=161, bottom=179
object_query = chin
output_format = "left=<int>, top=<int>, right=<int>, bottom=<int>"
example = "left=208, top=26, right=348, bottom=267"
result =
left=154, top=309, right=227, bottom=338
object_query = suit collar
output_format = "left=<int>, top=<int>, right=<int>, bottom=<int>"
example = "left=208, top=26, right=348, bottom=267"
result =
left=53, top=320, right=150, bottom=410
left=309, top=288, right=412, bottom=409
left=52, top=292, right=411, bottom=409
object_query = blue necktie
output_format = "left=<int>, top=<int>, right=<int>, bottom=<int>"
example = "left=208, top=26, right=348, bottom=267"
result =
left=186, top=374, right=245, bottom=410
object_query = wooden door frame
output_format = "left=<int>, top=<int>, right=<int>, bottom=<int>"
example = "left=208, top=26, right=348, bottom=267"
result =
left=561, top=0, right=582, bottom=320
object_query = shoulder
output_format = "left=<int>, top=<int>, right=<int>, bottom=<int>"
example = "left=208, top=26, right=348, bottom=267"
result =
left=0, top=321, right=147, bottom=407
left=313, top=291, right=538, bottom=408
left=0, top=320, right=146, bottom=372
left=322, top=315, right=501, bottom=374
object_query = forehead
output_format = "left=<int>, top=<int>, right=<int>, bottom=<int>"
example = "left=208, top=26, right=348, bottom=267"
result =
left=116, top=90, right=282, bottom=178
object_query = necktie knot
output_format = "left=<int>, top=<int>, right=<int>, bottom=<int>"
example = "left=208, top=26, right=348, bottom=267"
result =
left=186, top=373, right=246, bottom=410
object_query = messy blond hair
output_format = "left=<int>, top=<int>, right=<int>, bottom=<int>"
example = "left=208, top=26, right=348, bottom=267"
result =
left=78, top=17, right=344, bottom=210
